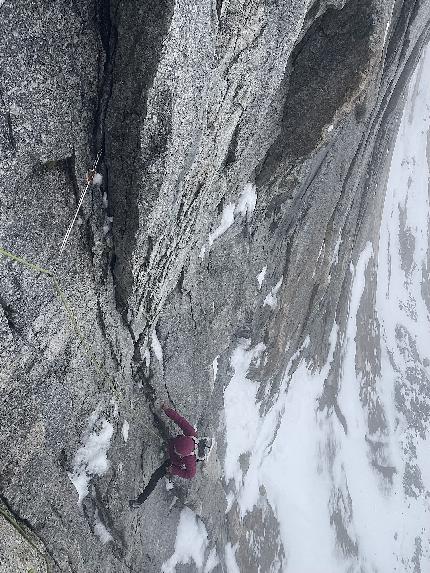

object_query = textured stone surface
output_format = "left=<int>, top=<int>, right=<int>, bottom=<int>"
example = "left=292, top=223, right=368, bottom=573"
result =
left=1, top=0, right=430, bottom=571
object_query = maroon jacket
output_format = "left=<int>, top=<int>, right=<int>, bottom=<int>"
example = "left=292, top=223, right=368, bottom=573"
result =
left=164, top=407, right=197, bottom=479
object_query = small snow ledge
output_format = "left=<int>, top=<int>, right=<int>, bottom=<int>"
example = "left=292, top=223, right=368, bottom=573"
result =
left=204, top=548, right=220, bottom=573
left=224, top=341, right=266, bottom=490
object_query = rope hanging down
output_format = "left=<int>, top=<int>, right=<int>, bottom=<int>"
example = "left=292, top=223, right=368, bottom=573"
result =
left=59, top=151, right=101, bottom=255
left=0, top=247, right=166, bottom=442
left=1, top=153, right=171, bottom=439
left=0, top=245, right=121, bottom=401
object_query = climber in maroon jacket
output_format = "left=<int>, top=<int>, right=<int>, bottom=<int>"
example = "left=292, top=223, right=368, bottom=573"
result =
left=129, top=404, right=212, bottom=508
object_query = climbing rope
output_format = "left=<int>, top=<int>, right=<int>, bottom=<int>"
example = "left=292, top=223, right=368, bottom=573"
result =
left=59, top=151, right=101, bottom=255
left=1, top=151, right=174, bottom=442
left=0, top=245, right=122, bottom=401
left=0, top=245, right=169, bottom=444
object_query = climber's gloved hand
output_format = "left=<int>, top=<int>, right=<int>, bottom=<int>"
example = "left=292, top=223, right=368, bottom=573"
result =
left=154, top=400, right=167, bottom=413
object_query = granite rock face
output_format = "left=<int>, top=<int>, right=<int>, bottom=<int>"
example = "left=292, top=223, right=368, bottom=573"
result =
left=1, top=0, right=430, bottom=571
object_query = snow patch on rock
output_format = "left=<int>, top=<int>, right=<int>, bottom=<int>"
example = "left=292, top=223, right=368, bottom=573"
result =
left=204, top=547, right=220, bottom=573
left=224, top=341, right=266, bottom=490
left=209, top=203, right=236, bottom=246
left=94, top=509, right=112, bottom=544
left=151, top=329, right=163, bottom=365
left=92, top=173, right=103, bottom=186
left=206, top=183, right=257, bottom=250
left=122, top=420, right=129, bottom=443
left=224, top=543, right=240, bottom=573
left=211, top=356, right=219, bottom=389
left=263, top=277, right=283, bottom=309
left=236, top=182, right=257, bottom=218
left=256, top=266, right=267, bottom=290
left=161, top=508, right=209, bottom=572
left=68, top=409, right=114, bottom=505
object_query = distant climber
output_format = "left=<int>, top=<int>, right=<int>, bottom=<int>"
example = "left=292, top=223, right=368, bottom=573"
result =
left=129, top=404, right=212, bottom=508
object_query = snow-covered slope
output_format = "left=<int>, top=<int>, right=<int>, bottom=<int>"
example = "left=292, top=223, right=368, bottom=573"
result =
left=221, top=42, right=430, bottom=573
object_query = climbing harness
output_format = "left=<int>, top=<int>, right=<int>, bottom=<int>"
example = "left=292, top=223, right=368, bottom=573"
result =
left=59, top=151, right=101, bottom=255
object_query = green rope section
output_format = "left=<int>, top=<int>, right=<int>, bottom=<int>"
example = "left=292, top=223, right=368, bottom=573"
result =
left=0, top=246, right=167, bottom=448
left=0, top=246, right=52, bottom=276
left=0, top=246, right=122, bottom=402
left=0, top=505, right=49, bottom=573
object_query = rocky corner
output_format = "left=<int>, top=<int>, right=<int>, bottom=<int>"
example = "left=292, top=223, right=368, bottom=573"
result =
left=1, top=0, right=430, bottom=572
